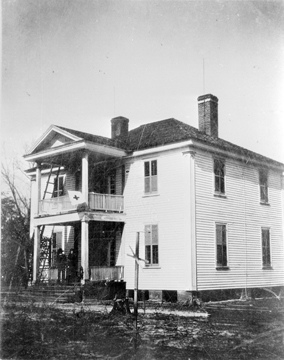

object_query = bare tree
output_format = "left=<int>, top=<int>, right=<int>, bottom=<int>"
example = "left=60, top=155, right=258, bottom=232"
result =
left=1, top=159, right=32, bottom=289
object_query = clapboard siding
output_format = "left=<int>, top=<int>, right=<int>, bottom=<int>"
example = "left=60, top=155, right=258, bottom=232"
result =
left=195, top=150, right=284, bottom=291
left=123, top=147, right=193, bottom=291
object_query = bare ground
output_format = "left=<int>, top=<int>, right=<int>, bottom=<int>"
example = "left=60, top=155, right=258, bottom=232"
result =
left=1, top=297, right=284, bottom=360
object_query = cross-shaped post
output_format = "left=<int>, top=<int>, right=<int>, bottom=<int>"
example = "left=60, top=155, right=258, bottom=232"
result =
left=127, top=232, right=148, bottom=330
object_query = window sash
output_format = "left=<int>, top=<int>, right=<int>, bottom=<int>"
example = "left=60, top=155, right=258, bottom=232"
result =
left=109, top=170, right=116, bottom=194
left=145, top=224, right=159, bottom=265
left=262, top=229, right=271, bottom=267
left=214, top=159, right=225, bottom=194
left=144, top=160, right=158, bottom=193
left=53, top=176, right=64, bottom=197
left=216, top=224, right=227, bottom=267
left=259, top=170, right=268, bottom=202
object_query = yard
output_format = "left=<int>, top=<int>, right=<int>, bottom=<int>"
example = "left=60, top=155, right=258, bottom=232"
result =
left=1, top=297, right=284, bottom=359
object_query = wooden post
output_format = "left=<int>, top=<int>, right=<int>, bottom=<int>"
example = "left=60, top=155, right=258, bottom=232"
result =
left=81, top=217, right=89, bottom=284
left=133, top=232, right=140, bottom=321
left=33, top=226, right=40, bottom=284
left=35, top=162, right=41, bottom=216
left=82, top=152, right=89, bottom=205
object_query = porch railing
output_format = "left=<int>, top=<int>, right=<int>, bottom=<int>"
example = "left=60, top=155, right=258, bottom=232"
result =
left=48, top=266, right=124, bottom=282
left=90, top=266, right=124, bottom=281
left=39, top=192, right=124, bottom=215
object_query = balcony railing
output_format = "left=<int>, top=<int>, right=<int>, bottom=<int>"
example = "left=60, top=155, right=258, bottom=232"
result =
left=39, top=195, right=77, bottom=215
left=39, top=192, right=124, bottom=215
left=89, top=192, right=124, bottom=213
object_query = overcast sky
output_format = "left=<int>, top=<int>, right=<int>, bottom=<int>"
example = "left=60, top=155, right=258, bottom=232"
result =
left=2, top=0, right=284, bottom=168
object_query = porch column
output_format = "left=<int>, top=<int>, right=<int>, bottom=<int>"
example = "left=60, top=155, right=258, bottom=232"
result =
left=35, top=162, right=42, bottom=216
left=33, top=226, right=41, bottom=283
left=82, top=151, right=89, bottom=205
left=81, top=217, right=89, bottom=283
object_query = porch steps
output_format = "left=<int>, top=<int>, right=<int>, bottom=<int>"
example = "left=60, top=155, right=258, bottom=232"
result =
left=1, top=284, right=81, bottom=304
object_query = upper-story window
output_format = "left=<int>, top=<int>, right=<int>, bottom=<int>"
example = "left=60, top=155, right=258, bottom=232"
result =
left=145, top=224, right=159, bottom=266
left=144, top=160, right=158, bottom=194
left=108, top=169, right=116, bottom=194
left=259, top=169, right=268, bottom=203
left=214, top=158, right=225, bottom=194
left=262, top=228, right=271, bottom=268
left=53, top=176, right=64, bottom=197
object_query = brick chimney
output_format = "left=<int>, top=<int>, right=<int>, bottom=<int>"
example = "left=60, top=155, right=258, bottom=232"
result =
left=198, top=94, right=219, bottom=137
left=111, top=116, right=129, bottom=139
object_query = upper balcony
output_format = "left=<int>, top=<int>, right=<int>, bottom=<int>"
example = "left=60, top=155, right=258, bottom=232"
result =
left=39, top=192, right=124, bottom=216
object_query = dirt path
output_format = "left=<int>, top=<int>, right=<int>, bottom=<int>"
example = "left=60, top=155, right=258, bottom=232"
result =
left=1, top=298, right=283, bottom=359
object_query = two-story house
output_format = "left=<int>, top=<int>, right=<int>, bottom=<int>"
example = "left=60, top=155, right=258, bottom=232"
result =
left=25, top=94, right=284, bottom=301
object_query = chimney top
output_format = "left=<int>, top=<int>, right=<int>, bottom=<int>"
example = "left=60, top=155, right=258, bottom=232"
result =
left=111, top=116, right=129, bottom=139
left=198, top=94, right=218, bottom=103
left=198, top=94, right=219, bottom=137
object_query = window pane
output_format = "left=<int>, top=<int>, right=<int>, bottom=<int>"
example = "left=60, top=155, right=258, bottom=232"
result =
left=216, top=225, right=222, bottom=244
left=222, top=244, right=227, bottom=266
left=144, top=162, right=150, bottom=177
left=214, top=159, right=225, bottom=193
left=262, top=229, right=271, bottom=266
left=152, top=225, right=158, bottom=245
left=109, top=170, right=116, bottom=194
left=152, top=245, right=159, bottom=264
left=217, top=245, right=223, bottom=266
left=151, top=160, right=157, bottom=176
left=220, top=176, right=225, bottom=194
left=260, top=185, right=268, bottom=202
left=151, top=176, right=158, bottom=192
left=145, top=245, right=151, bottom=263
left=216, top=224, right=227, bottom=266
left=145, top=225, right=151, bottom=245
left=144, top=177, right=150, bottom=193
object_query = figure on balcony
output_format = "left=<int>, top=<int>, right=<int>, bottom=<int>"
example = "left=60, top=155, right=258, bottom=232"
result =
left=57, top=248, right=67, bottom=283
left=67, top=248, right=77, bottom=284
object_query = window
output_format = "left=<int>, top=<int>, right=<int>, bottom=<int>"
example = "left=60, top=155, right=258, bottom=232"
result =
left=53, top=176, right=64, bottom=197
left=145, top=224, right=159, bottom=265
left=108, top=169, right=116, bottom=194
left=216, top=224, right=227, bottom=268
left=214, top=158, right=225, bottom=194
left=259, top=169, right=268, bottom=203
left=144, top=160, right=158, bottom=194
left=262, top=228, right=271, bottom=268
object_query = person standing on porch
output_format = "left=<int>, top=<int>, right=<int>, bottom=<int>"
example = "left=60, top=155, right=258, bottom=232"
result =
left=67, top=248, right=77, bottom=284
left=57, top=248, right=67, bottom=283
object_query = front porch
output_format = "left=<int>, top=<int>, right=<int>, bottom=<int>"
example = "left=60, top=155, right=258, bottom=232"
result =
left=35, top=220, right=125, bottom=286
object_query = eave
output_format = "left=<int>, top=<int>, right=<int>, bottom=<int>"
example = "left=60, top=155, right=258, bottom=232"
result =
left=24, top=140, right=128, bottom=162
left=190, top=140, right=284, bottom=171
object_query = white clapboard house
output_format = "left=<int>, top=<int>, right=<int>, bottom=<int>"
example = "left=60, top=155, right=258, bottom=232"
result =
left=25, top=94, right=284, bottom=301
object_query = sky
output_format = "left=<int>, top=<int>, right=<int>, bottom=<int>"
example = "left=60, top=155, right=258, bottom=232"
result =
left=2, top=0, right=284, bottom=180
